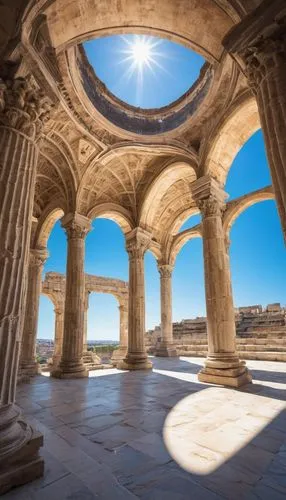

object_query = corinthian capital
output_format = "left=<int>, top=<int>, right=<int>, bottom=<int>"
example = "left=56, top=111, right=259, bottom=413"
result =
left=30, top=248, right=49, bottom=268
left=157, top=264, right=173, bottom=279
left=0, top=75, right=52, bottom=140
left=223, top=1, right=286, bottom=89
left=191, top=176, right=227, bottom=218
left=61, top=213, right=91, bottom=239
left=125, top=228, right=152, bottom=260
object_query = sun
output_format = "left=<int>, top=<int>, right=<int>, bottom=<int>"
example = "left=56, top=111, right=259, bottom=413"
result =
left=117, top=34, right=168, bottom=106
left=131, top=38, right=152, bottom=66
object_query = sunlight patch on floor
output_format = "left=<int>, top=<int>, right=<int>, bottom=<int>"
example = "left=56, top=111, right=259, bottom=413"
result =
left=163, top=386, right=286, bottom=475
left=153, top=368, right=200, bottom=383
left=88, top=368, right=126, bottom=377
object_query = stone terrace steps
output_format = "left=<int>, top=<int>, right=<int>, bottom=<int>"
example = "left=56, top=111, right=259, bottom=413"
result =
left=176, top=337, right=286, bottom=362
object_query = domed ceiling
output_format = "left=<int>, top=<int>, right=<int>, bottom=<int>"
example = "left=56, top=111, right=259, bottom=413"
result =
left=77, top=34, right=213, bottom=135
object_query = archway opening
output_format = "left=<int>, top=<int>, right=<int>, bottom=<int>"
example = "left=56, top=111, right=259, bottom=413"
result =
left=37, top=219, right=67, bottom=368
left=83, top=34, right=205, bottom=109
left=145, top=250, right=160, bottom=340
left=85, top=217, right=128, bottom=364
left=87, top=293, right=120, bottom=364
left=225, top=129, right=271, bottom=200
left=37, top=295, right=55, bottom=369
left=225, top=129, right=285, bottom=362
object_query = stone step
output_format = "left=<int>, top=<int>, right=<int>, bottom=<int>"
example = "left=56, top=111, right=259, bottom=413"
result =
left=177, top=349, right=286, bottom=362
left=238, top=344, right=286, bottom=352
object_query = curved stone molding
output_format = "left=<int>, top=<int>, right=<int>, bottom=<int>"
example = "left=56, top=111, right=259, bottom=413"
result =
left=77, top=46, right=214, bottom=135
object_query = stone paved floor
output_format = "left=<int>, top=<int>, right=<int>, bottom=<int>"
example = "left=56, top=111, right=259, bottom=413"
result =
left=3, top=357, right=286, bottom=500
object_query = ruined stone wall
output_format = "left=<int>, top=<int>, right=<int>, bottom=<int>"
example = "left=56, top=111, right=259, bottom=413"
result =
left=146, top=304, right=286, bottom=361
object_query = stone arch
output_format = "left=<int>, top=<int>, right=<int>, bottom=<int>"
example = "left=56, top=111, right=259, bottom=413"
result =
left=33, top=204, right=65, bottom=249
left=202, top=95, right=260, bottom=184
left=223, top=186, right=275, bottom=235
left=169, top=207, right=201, bottom=236
left=30, top=0, right=241, bottom=62
left=169, top=226, right=202, bottom=266
left=87, top=203, right=135, bottom=235
left=139, top=161, right=197, bottom=231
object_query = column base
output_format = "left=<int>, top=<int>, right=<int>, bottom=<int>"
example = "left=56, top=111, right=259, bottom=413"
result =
left=49, top=355, right=61, bottom=370
left=117, top=352, right=153, bottom=370
left=198, top=356, right=252, bottom=387
left=51, top=360, right=88, bottom=379
left=20, top=361, right=40, bottom=377
left=0, top=406, right=44, bottom=495
left=155, top=343, right=178, bottom=357
left=111, top=347, right=128, bottom=366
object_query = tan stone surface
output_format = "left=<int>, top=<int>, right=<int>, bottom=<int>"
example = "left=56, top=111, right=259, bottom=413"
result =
left=1, top=0, right=285, bottom=493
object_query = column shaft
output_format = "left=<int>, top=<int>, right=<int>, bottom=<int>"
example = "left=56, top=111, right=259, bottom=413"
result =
left=52, top=303, right=64, bottom=368
left=156, top=265, right=177, bottom=357
left=192, top=177, right=252, bottom=387
left=111, top=302, right=128, bottom=366
left=0, top=76, right=50, bottom=493
left=83, top=292, right=89, bottom=354
left=118, top=228, right=152, bottom=370
left=51, top=214, right=91, bottom=378
left=20, top=249, right=48, bottom=378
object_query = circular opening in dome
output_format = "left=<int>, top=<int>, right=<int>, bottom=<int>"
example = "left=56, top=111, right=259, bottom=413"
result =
left=83, top=34, right=205, bottom=109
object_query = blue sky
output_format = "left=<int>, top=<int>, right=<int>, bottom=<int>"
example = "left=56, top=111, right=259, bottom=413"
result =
left=84, top=35, right=205, bottom=108
left=38, top=35, right=285, bottom=341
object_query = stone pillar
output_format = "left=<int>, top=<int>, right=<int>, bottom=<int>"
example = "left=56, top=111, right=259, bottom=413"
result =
left=20, top=248, right=49, bottom=378
left=118, top=228, right=152, bottom=370
left=111, top=301, right=128, bottom=366
left=156, top=264, right=177, bottom=357
left=223, top=1, right=286, bottom=241
left=83, top=292, right=89, bottom=354
left=0, top=76, right=51, bottom=493
left=52, top=301, right=64, bottom=368
left=51, top=213, right=91, bottom=379
left=191, top=176, right=252, bottom=387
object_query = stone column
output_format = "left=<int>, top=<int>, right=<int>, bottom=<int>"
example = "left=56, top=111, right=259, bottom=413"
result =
left=111, top=301, right=128, bottom=366
left=83, top=292, right=89, bottom=354
left=20, top=248, right=49, bottom=378
left=52, top=301, right=64, bottom=368
left=223, top=1, right=286, bottom=241
left=51, top=213, right=91, bottom=379
left=191, top=176, right=252, bottom=387
left=0, top=76, right=50, bottom=493
left=156, top=264, right=177, bottom=357
left=118, top=228, right=152, bottom=370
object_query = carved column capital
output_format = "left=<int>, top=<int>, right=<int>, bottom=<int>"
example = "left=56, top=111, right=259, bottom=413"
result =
left=243, top=27, right=286, bottom=90
left=223, top=2, right=286, bottom=91
left=157, top=263, right=173, bottom=278
left=191, top=176, right=227, bottom=218
left=29, top=248, right=49, bottom=268
left=54, top=306, right=64, bottom=315
left=61, top=213, right=91, bottom=240
left=0, top=75, right=52, bottom=140
left=125, top=228, right=152, bottom=260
